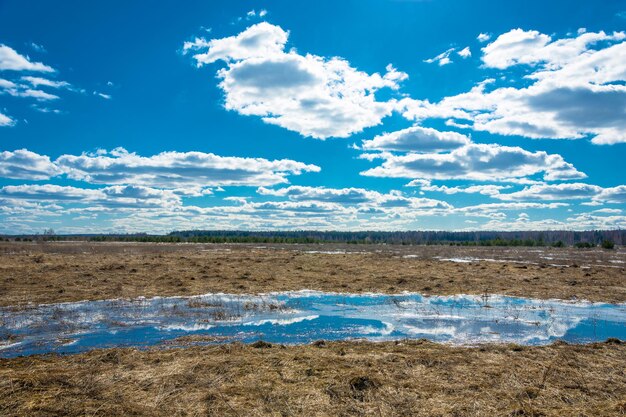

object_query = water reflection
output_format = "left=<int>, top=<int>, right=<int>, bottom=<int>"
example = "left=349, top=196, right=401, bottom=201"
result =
left=1, top=291, right=625, bottom=357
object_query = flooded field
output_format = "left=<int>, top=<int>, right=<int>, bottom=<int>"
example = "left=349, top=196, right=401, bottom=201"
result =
left=1, top=242, right=625, bottom=416
left=2, top=291, right=625, bottom=357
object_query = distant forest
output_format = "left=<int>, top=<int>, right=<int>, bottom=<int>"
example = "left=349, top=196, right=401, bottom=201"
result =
left=168, top=230, right=624, bottom=246
left=3, top=229, right=623, bottom=247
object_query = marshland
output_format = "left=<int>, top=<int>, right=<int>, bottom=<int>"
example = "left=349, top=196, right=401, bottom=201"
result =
left=1, top=241, right=625, bottom=416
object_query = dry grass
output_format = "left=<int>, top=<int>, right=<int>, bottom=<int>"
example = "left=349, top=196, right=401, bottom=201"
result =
left=0, top=242, right=624, bottom=306
left=1, top=340, right=625, bottom=416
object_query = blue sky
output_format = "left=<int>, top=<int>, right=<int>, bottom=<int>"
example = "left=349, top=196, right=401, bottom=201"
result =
left=1, top=0, right=625, bottom=233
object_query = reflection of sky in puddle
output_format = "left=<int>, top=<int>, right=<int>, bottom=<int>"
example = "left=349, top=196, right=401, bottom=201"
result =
left=1, top=291, right=625, bottom=357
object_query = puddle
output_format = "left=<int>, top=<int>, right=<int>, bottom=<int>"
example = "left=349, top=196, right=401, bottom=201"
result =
left=303, top=250, right=360, bottom=255
left=1, top=291, right=625, bottom=357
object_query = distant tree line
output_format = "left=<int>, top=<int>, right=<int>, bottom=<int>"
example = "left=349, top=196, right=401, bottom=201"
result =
left=0, top=229, right=622, bottom=248
left=169, top=229, right=624, bottom=246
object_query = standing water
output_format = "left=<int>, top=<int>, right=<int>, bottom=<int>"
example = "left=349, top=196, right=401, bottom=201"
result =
left=1, top=291, right=625, bottom=357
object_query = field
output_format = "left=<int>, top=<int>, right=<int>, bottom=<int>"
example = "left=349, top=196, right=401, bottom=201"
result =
left=0, top=241, right=625, bottom=306
left=1, top=242, right=625, bottom=416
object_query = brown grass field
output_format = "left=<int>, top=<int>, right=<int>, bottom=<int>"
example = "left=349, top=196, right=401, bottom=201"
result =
left=1, top=242, right=625, bottom=416
left=0, top=241, right=624, bottom=306
left=1, top=340, right=625, bottom=416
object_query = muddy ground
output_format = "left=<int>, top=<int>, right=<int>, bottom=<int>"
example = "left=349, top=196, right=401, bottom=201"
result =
left=0, top=241, right=624, bottom=306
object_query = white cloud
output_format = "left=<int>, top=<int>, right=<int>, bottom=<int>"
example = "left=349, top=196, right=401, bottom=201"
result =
left=0, top=112, right=14, bottom=127
left=0, top=64, right=82, bottom=121
left=0, top=149, right=62, bottom=180
left=55, top=147, right=320, bottom=188
left=28, top=42, right=46, bottom=53
left=593, top=208, right=622, bottom=214
left=564, top=213, right=626, bottom=229
left=0, top=148, right=322, bottom=189
left=360, top=143, right=585, bottom=182
left=405, top=179, right=431, bottom=188
left=463, top=210, right=626, bottom=231
left=184, top=23, right=289, bottom=64
left=244, top=9, right=267, bottom=19
left=32, top=106, right=61, bottom=114
left=1, top=79, right=60, bottom=101
left=0, top=184, right=181, bottom=209
left=0, top=44, right=54, bottom=72
left=21, top=76, right=70, bottom=89
left=402, top=29, right=626, bottom=144
left=458, top=201, right=568, bottom=216
left=481, top=29, right=552, bottom=69
left=481, top=28, right=624, bottom=69
left=457, top=47, right=471, bottom=58
left=477, top=33, right=491, bottom=43
left=257, top=185, right=452, bottom=209
left=184, top=22, right=407, bottom=139
left=94, top=91, right=112, bottom=100
left=18, top=88, right=59, bottom=101
left=495, top=183, right=601, bottom=201
left=597, top=185, right=626, bottom=203
left=493, top=183, right=626, bottom=203
left=420, top=184, right=511, bottom=196
left=361, top=126, right=470, bottom=153
left=424, top=48, right=455, bottom=66
left=0, top=78, right=17, bottom=89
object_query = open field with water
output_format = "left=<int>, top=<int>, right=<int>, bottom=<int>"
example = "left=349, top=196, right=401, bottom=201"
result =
left=1, top=242, right=625, bottom=416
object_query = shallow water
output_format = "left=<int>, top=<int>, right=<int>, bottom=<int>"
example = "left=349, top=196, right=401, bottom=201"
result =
left=1, top=291, right=625, bottom=357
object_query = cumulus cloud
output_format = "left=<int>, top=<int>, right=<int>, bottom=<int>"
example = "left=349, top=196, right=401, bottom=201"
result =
left=361, top=126, right=470, bottom=153
left=494, top=183, right=601, bottom=201
left=0, top=148, right=321, bottom=189
left=599, top=186, right=626, bottom=203
left=0, top=184, right=181, bottom=209
left=481, top=29, right=552, bottom=69
left=593, top=208, right=622, bottom=214
left=401, top=29, right=626, bottom=144
left=477, top=33, right=491, bottom=42
left=481, top=28, right=624, bottom=69
left=493, top=183, right=626, bottom=204
left=462, top=210, right=626, bottom=231
left=0, top=149, right=62, bottom=180
left=360, top=143, right=585, bottom=182
left=257, top=185, right=452, bottom=209
left=55, top=147, right=320, bottom=188
left=0, top=44, right=54, bottom=72
left=563, top=213, right=626, bottom=230
left=419, top=183, right=511, bottom=196
left=457, top=201, right=568, bottom=215
left=184, top=22, right=407, bottom=139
